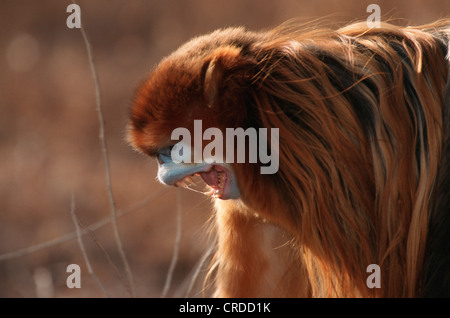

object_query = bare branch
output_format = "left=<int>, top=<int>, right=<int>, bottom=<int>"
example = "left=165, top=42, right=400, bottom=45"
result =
left=73, top=0, right=136, bottom=296
left=72, top=196, right=135, bottom=296
left=0, top=189, right=168, bottom=262
left=70, top=193, right=110, bottom=297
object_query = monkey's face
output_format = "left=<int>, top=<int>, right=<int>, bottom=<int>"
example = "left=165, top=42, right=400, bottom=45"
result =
left=128, top=29, right=262, bottom=200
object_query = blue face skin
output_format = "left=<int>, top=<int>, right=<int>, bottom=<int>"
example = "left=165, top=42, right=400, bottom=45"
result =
left=156, top=147, right=241, bottom=200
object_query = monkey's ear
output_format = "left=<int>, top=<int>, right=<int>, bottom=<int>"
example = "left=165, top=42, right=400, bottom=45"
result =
left=202, top=46, right=243, bottom=109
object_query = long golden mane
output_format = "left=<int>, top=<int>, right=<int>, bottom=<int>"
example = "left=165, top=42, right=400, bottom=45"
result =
left=204, top=20, right=450, bottom=297
left=239, top=20, right=450, bottom=297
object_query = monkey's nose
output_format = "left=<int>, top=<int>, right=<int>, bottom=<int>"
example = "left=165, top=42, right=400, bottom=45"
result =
left=156, top=146, right=173, bottom=165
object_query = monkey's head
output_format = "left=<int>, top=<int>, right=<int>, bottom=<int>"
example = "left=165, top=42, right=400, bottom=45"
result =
left=128, top=28, right=277, bottom=202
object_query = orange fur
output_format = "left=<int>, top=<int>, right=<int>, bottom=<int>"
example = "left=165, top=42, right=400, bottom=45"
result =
left=128, top=19, right=450, bottom=297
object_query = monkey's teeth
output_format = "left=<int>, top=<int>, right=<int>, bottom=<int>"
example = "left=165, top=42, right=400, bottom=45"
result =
left=210, top=171, right=226, bottom=198
left=207, top=187, right=223, bottom=198
left=177, top=171, right=226, bottom=198
left=217, top=171, right=225, bottom=189
left=183, top=176, right=195, bottom=185
left=175, top=180, right=189, bottom=188
left=177, top=174, right=213, bottom=195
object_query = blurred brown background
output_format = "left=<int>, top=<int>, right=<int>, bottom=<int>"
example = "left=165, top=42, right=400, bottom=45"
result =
left=0, top=0, right=448, bottom=298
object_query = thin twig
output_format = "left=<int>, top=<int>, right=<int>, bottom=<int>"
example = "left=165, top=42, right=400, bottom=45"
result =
left=184, top=240, right=216, bottom=297
left=73, top=199, right=132, bottom=296
left=161, top=188, right=183, bottom=298
left=70, top=193, right=110, bottom=297
left=73, top=0, right=136, bottom=296
left=0, top=189, right=168, bottom=262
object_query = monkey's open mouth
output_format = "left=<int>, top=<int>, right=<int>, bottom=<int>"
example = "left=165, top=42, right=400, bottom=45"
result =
left=155, top=149, right=240, bottom=199
left=174, top=165, right=230, bottom=199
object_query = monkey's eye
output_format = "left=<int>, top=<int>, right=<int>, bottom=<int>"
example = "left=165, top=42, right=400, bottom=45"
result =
left=156, top=145, right=174, bottom=164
